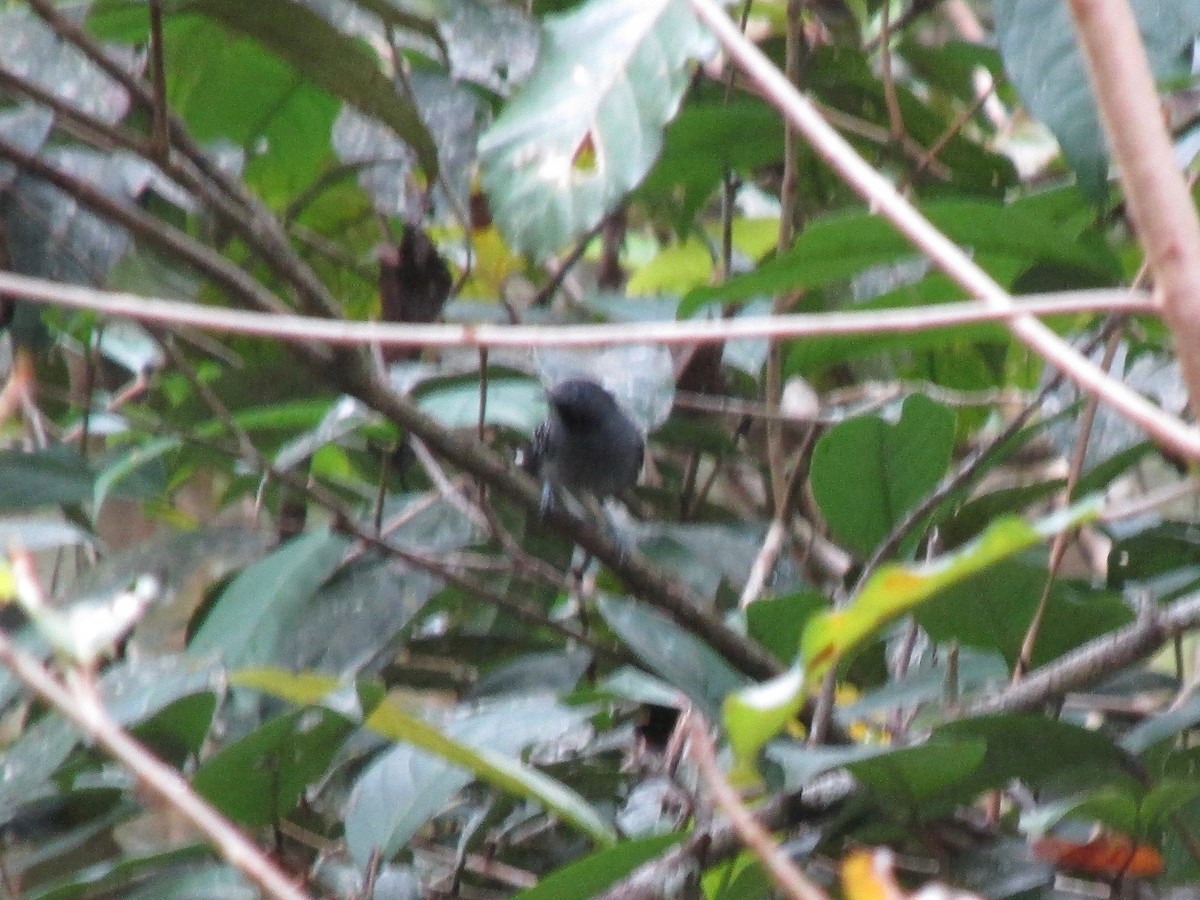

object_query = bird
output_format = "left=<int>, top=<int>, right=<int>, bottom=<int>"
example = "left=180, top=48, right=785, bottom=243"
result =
left=520, top=378, right=644, bottom=514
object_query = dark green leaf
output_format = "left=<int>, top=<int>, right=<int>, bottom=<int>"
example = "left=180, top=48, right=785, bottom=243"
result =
left=189, top=529, right=349, bottom=667
left=916, top=561, right=1133, bottom=669
left=996, top=1, right=1200, bottom=201
left=514, top=833, right=685, bottom=900
left=192, top=707, right=355, bottom=826
left=596, top=594, right=747, bottom=717
left=810, top=394, right=955, bottom=558
left=183, top=0, right=438, bottom=179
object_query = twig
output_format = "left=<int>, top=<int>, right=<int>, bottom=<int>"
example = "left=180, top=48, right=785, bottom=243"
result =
left=1014, top=325, right=1123, bottom=679
left=878, top=0, right=907, bottom=147
left=147, top=0, right=169, bottom=158
left=0, top=271, right=1153, bottom=348
left=688, top=0, right=1200, bottom=462
left=853, top=321, right=1121, bottom=595
left=684, top=713, right=831, bottom=900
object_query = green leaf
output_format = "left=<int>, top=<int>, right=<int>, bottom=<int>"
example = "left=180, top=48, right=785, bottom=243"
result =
left=356, top=699, right=616, bottom=856
left=182, top=0, right=439, bottom=180
left=0, top=447, right=158, bottom=512
left=417, top=377, right=546, bottom=432
left=1107, top=521, right=1200, bottom=594
left=479, top=0, right=713, bottom=258
left=745, top=590, right=826, bottom=665
left=192, top=707, right=355, bottom=826
left=996, top=1, right=1200, bottom=201
left=684, top=199, right=1120, bottom=310
left=189, top=529, right=349, bottom=667
left=596, top=594, right=748, bottom=717
left=233, top=670, right=617, bottom=853
left=514, top=833, right=685, bottom=900
left=1140, top=778, right=1200, bottom=828
left=801, top=498, right=1102, bottom=686
left=845, top=739, right=987, bottom=810
left=638, top=100, right=784, bottom=230
left=1123, top=692, right=1200, bottom=754
left=916, top=561, right=1134, bottom=669
left=154, top=15, right=340, bottom=202
left=1021, top=787, right=1141, bottom=837
left=810, top=394, right=955, bottom=558
left=934, top=714, right=1133, bottom=797
left=23, top=846, right=216, bottom=900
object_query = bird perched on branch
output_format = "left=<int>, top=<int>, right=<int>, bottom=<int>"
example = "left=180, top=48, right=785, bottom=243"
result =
left=520, top=378, right=644, bottom=513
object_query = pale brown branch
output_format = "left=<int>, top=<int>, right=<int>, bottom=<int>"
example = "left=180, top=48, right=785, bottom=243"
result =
left=0, top=270, right=1152, bottom=348
left=684, top=713, right=831, bottom=900
left=1067, top=0, right=1200, bottom=422
left=0, top=617, right=310, bottom=899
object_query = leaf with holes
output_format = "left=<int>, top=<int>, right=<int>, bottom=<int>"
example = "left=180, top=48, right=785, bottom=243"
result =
left=478, top=0, right=713, bottom=259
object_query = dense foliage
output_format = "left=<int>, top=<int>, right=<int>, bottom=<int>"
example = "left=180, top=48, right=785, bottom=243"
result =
left=0, top=0, right=1199, bottom=897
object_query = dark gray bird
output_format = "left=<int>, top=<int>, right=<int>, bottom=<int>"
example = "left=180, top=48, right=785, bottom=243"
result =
left=521, top=378, right=644, bottom=512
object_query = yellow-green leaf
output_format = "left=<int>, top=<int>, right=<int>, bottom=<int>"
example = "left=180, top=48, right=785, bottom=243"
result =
left=801, top=497, right=1102, bottom=688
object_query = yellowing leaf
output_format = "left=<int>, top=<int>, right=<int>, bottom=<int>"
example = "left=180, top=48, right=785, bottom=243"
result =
left=722, top=664, right=805, bottom=786
left=802, top=498, right=1101, bottom=688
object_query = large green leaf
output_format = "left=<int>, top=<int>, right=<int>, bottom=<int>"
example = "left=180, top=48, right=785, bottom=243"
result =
left=810, top=394, right=955, bottom=558
left=995, top=0, right=1200, bottom=201
left=233, top=670, right=617, bottom=859
left=192, top=706, right=356, bottom=827
left=915, top=561, right=1134, bottom=670
left=514, top=833, right=685, bottom=900
left=638, top=100, right=784, bottom=230
left=189, top=529, right=349, bottom=667
left=596, top=594, right=747, bottom=717
left=479, top=0, right=713, bottom=258
left=182, top=0, right=439, bottom=180
left=683, top=199, right=1120, bottom=310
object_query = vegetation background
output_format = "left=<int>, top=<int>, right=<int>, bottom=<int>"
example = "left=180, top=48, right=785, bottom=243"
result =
left=0, top=0, right=1199, bottom=897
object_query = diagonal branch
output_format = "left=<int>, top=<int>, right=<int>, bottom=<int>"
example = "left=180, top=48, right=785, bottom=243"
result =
left=1067, top=0, right=1200, bottom=422
left=0, top=597, right=311, bottom=900
left=688, top=0, right=1200, bottom=462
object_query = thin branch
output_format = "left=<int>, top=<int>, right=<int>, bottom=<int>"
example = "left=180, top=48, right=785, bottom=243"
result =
left=684, top=713, right=830, bottom=900
left=147, top=0, right=169, bottom=158
left=0, top=142, right=297, bottom=320
left=968, top=591, right=1200, bottom=716
left=0, top=67, right=154, bottom=158
left=1067, top=0, right=1200, bottom=423
left=594, top=770, right=854, bottom=900
left=878, top=0, right=907, bottom=147
left=0, top=271, right=1153, bottom=348
left=26, top=0, right=344, bottom=322
left=689, top=0, right=1200, bottom=462
left=0, top=619, right=310, bottom=900
left=1014, top=325, right=1123, bottom=679
left=852, top=321, right=1121, bottom=595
